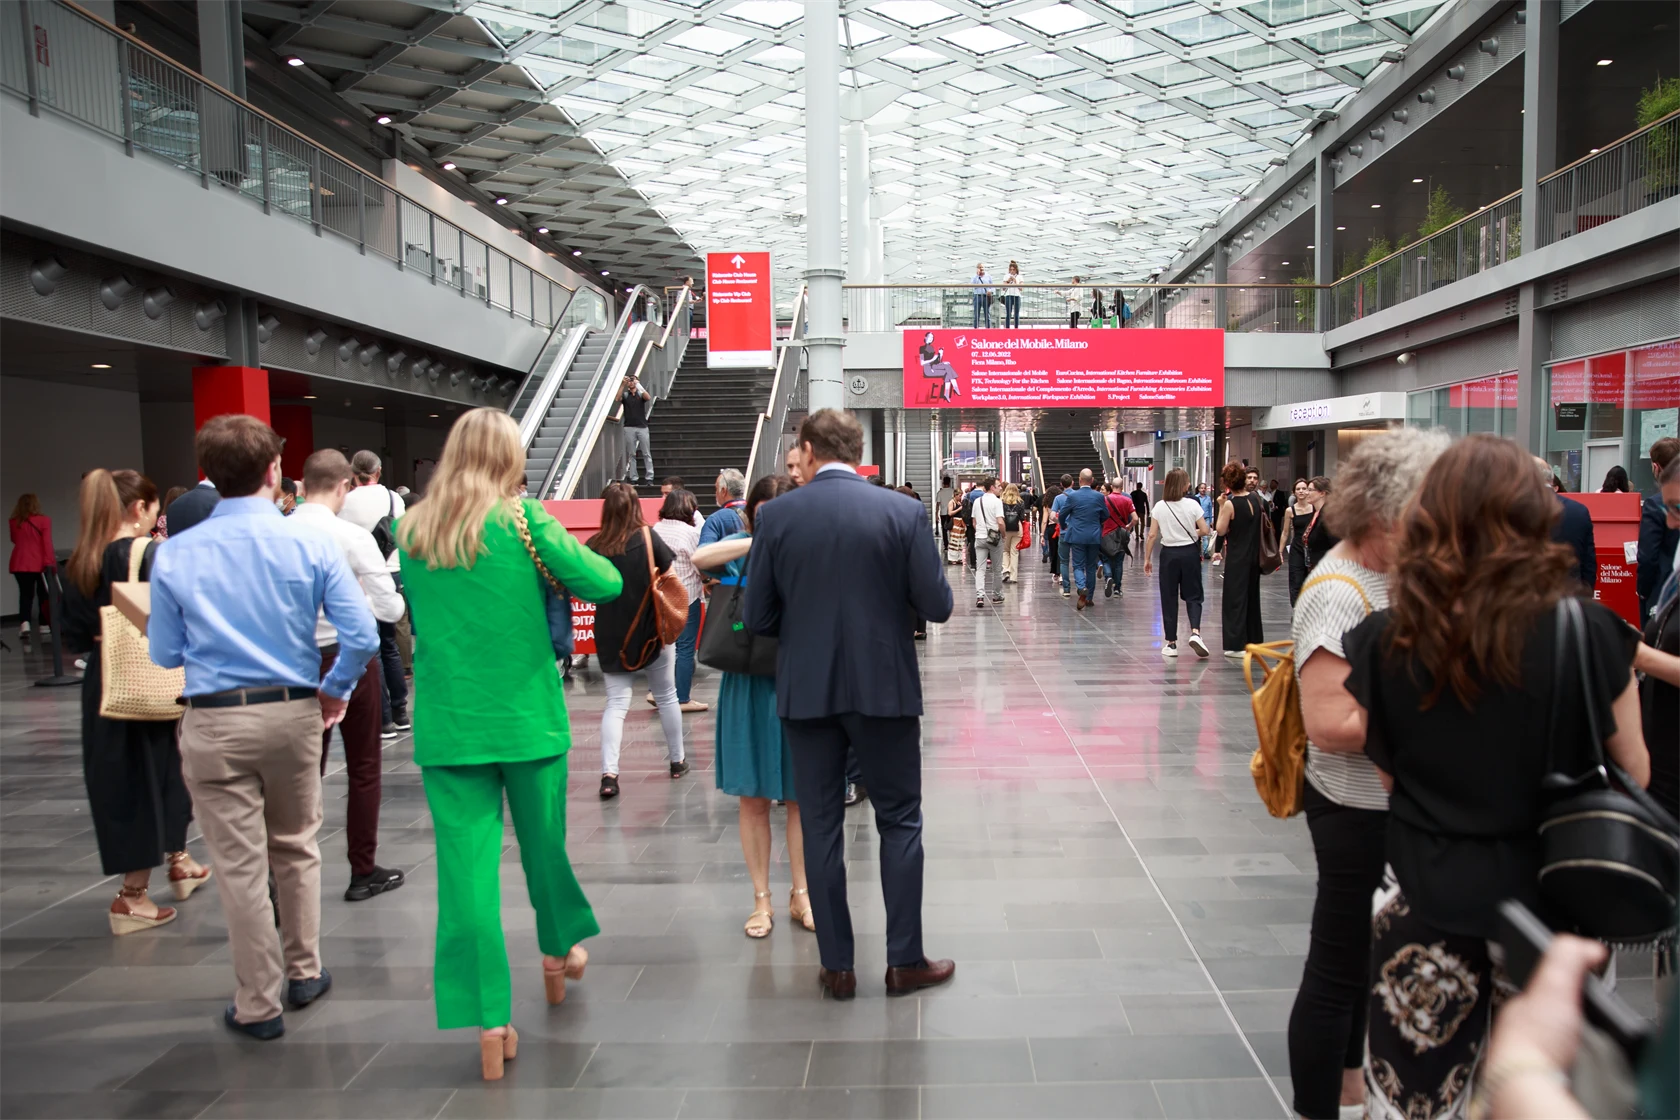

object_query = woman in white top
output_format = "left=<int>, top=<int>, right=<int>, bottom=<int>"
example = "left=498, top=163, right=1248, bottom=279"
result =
left=1002, top=261, right=1023, bottom=329
left=1058, top=276, right=1084, bottom=328
left=1284, top=428, right=1448, bottom=1120
left=650, top=489, right=708, bottom=713
left=1141, top=468, right=1211, bottom=657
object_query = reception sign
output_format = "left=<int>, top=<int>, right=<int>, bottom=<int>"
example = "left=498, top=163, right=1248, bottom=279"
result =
left=706, top=251, right=774, bottom=368
left=902, top=328, right=1223, bottom=408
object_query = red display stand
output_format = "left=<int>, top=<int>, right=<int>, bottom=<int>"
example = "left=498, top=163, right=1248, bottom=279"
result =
left=543, top=498, right=665, bottom=656
left=1568, top=492, right=1642, bottom=626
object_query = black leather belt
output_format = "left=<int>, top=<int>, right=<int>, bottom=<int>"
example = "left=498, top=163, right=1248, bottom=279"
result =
left=184, top=686, right=316, bottom=709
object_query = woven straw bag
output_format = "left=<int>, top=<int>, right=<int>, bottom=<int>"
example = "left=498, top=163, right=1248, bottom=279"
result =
left=98, top=540, right=185, bottom=721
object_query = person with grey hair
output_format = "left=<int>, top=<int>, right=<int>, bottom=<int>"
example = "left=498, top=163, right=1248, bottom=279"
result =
left=340, top=450, right=410, bottom=736
left=1284, top=427, right=1449, bottom=1120
left=1535, top=455, right=1597, bottom=589
left=699, top=469, right=749, bottom=548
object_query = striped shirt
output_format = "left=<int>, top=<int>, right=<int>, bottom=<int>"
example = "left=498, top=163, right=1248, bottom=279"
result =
left=1291, top=557, right=1390, bottom=811
left=651, top=518, right=703, bottom=603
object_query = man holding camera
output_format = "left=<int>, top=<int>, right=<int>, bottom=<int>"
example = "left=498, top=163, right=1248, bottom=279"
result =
left=620, top=375, right=654, bottom=485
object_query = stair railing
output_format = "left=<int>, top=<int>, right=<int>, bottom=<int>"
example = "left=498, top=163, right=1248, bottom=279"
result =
left=746, top=287, right=809, bottom=483
left=515, top=324, right=590, bottom=449
left=537, top=284, right=650, bottom=500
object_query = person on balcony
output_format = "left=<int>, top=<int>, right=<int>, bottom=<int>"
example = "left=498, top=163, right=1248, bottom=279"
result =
left=1002, top=262, right=1022, bottom=328
left=970, top=264, right=993, bottom=329
left=1058, top=278, right=1085, bottom=328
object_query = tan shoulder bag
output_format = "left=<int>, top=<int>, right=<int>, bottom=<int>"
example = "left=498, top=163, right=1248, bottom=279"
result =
left=99, top=540, right=186, bottom=721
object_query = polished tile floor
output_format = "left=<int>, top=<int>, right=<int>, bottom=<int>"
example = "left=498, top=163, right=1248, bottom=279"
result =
left=1, top=547, right=1649, bottom=1118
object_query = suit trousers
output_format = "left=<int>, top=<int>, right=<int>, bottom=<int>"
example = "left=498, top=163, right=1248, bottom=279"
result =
left=783, top=713, right=925, bottom=972
left=179, top=697, right=324, bottom=1023
left=1069, top=543, right=1100, bottom=596
left=421, top=755, right=599, bottom=1030
left=319, top=649, right=382, bottom=878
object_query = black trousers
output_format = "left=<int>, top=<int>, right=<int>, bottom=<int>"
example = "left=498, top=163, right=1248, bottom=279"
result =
left=376, top=574, right=408, bottom=723
left=1221, top=557, right=1264, bottom=652
left=1157, top=543, right=1203, bottom=642
left=14, top=571, right=49, bottom=627
left=1287, top=780, right=1388, bottom=1119
left=784, top=713, right=924, bottom=973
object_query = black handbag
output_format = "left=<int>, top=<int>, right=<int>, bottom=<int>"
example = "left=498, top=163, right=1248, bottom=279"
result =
left=1537, top=597, right=1680, bottom=944
left=696, top=573, right=778, bottom=677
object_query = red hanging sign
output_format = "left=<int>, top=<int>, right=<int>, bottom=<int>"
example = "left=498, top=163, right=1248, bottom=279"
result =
left=706, top=251, right=774, bottom=368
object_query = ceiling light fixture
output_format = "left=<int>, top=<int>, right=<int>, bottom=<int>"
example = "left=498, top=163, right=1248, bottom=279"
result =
left=1371, top=203, right=1381, bottom=209
left=1412, top=177, right=1424, bottom=183
left=91, top=362, right=112, bottom=369
left=441, top=161, right=456, bottom=171
left=429, top=413, right=439, bottom=418
left=601, top=269, right=611, bottom=275
left=303, top=394, right=317, bottom=400
left=572, top=249, right=582, bottom=256
left=376, top=115, right=393, bottom=125
left=373, top=405, right=384, bottom=411
left=495, top=197, right=508, bottom=206
left=1336, top=226, right=1347, bottom=231
left=536, top=226, right=548, bottom=234
left=1597, top=58, right=1612, bottom=66
left=286, top=56, right=304, bottom=67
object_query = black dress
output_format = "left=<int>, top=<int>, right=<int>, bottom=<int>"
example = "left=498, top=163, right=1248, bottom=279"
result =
left=60, top=538, right=193, bottom=876
left=1221, top=492, right=1266, bottom=652
left=1286, top=502, right=1313, bottom=606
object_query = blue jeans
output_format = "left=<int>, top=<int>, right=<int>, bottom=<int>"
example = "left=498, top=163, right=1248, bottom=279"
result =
left=1058, top=539, right=1072, bottom=592
left=972, top=293, right=991, bottom=328
left=1003, top=294, right=1020, bottom=328
left=674, top=599, right=701, bottom=703
left=1104, top=550, right=1125, bottom=590
left=1070, top=543, right=1101, bottom=596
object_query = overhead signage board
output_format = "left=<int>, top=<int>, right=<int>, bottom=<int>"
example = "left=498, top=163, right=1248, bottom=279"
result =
left=706, top=251, right=773, bottom=368
left=1253, top=392, right=1407, bottom=432
left=902, top=329, right=1223, bottom=409
left=1124, top=456, right=1155, bottom=467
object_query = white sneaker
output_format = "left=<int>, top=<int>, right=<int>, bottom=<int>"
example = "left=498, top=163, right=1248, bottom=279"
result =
left=1162, top=642, right=1179, bottom=658
left=1222, top=649, right=1245, bottom=661
left=1187, top=634, right=1209, bottom=658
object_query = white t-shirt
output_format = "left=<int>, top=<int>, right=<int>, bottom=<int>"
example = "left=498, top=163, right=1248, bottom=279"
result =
left=340, top=484, right=407, bottom=572
left=1152, top=498, right=1203, bottom=547
left=972, top=492, right=1005, bottom=541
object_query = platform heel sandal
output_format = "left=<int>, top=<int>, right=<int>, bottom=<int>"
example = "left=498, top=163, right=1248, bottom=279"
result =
left=543, top=945, right=589, bottom=1005
left=480, top=1025, right=518, bottom=1080
left=167, top=851, right=213, bottom=901
left=108, top=885, right=176, bottom=936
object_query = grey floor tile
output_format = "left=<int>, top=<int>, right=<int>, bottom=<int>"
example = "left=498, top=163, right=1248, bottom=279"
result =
left=123, top=1041, right=388, bottom=1092
left=1152, top=1077, right=1291, bottom=1119
left=919, top=993, right=1132, bottom=1038
left=1028, top=1034, right=1260, bottom=1083
left=575, top=1041, right=813, bottom=1089
left=0, top=1091, right=222, bottom=1119
left=352, top=1040, right=596, bottom=1089
left=922, top=1082, right=1165, bottom=1119
left=5, top=1040, right=178, bottom=1091
left=1202, top=956, right=1306, bottom=992
left=439, top=1088, right=686, bottom=1119
left=806, top=1038, right=1035, bottom=1086
left=196, top=1089, right=456, bottom=1119
left=677, top=1087, right=919, bottom=1119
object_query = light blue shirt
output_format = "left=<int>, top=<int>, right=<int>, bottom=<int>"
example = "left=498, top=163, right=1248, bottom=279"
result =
left=971, top=272, right=991, bottom=294
left=149, top=497, right=380, bottom=700
left=1198, top=493, right=1214, bottom=520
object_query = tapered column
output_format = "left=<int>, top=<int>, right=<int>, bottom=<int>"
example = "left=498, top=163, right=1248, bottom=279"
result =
left=804, top=4, right=845, bottom=413
left=1513, top=0, right=1559, bottom=452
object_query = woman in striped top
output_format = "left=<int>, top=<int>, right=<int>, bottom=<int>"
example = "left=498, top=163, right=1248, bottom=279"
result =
left=1284, top=428, right=1449, bottom=1120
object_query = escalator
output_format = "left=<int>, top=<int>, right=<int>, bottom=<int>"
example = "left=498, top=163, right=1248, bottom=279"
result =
left=522, top=330, right=615, bottom=495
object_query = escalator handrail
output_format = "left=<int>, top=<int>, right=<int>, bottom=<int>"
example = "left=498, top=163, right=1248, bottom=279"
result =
left=507, top=286, right=580, bottom=422
left=537, top=284, right=652, bottom=500
left=746, top=287, right=808, bottom=483
left=516, top=324, right=590, bottom=449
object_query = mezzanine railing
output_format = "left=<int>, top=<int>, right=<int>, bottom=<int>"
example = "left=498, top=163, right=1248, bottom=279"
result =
left=842, top=283, right=1319, bottom=334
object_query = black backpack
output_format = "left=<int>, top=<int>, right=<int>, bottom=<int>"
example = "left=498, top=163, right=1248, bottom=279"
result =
left=1003, top=503, right=1022, bottom=532
left=371, top=490, right=398, bottom=557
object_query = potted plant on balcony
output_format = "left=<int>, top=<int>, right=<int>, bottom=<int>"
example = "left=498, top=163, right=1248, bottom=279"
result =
left=1637, top=76, right=1680, bottom=200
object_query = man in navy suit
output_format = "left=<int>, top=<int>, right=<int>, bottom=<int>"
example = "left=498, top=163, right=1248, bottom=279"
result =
left=745, top=409, right=955, bottom=1000
left=1538, top=457, right=1596, bottom=589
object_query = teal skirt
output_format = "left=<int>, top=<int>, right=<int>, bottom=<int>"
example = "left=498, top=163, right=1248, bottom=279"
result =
left=714, top=672, right=795, bottom=801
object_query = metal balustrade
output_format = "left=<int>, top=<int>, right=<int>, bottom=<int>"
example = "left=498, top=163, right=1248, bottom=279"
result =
left=0, top=0, right=586, bottom=328
left=1329, top=195, right=1522, bottom=328
left=842, top=284, right=1318, bottom=333
left=1535, top=110, right=1680, bottom=248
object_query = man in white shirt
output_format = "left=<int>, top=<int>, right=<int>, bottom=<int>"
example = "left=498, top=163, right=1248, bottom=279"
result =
left=971, top=477, right=1006, bottom=608
left=296, top=451, right=408, bottom=903
left=338, top=451, right=409, bottom=735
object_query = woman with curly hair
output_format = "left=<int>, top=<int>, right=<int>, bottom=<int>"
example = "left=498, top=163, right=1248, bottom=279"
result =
left=1335, top=434, right=1648, bottom=1120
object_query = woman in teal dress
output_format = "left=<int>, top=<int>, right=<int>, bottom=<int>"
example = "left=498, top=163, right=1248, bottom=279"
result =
left=692, top=474, right=813, bottom=939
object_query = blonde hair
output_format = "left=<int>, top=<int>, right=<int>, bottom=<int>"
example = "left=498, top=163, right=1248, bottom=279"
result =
left=1002, top=483, right=1021, bottom=504
left=397, top=408, right=524, bottom=569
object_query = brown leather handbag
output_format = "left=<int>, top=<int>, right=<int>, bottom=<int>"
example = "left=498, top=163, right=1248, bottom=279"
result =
left=619, top=527, right=689, bottom=671
left=1256, top=495, right=1283, bottom=574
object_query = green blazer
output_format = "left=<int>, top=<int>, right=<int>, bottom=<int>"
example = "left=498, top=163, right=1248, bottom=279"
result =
left=399, top=499, right=622, bottom=767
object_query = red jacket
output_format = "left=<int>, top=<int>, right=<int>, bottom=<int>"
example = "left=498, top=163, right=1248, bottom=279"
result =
left=9, top=515, right=55, bottom=572
left=1101, top=493, right=1135, bottom=537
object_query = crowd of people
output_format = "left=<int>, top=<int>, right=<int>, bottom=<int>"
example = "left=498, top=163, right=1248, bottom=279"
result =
left=965, top=262, right=1135, bottom=329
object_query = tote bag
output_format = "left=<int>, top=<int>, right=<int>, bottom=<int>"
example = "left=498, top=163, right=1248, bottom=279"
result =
left=696, top=561, right=778, bottom=677
left=98, top=540, right=185, bottom=721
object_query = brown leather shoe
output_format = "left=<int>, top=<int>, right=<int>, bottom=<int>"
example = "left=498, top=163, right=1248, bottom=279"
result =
left=884, top=958, right=955, bottom=996
left=818, top=968, right=857, bottom=1001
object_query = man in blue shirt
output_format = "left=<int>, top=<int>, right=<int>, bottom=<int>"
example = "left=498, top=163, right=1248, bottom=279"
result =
left=1050, top=473, right=1074, bottom=596
left=151, top=414, right=379, bottom=1041
left=698, top=468, right=748, bottom=547
left=1059, top=469, right=1109, bottom=610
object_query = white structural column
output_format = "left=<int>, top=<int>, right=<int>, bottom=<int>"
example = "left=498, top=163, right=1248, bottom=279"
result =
left=846, top=122, right=872, bottom=282
left=803, top=5, right=845, bottom=413
left=1514, top=0, right=1559, bottom=451
left=1313, top=151, right=1336, bottom=331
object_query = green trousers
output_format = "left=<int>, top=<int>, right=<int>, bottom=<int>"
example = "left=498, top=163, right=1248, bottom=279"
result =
left=421, top=754, right=599, bottom=1030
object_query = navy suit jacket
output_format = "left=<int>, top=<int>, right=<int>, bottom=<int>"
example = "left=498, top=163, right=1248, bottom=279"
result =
left=1637, top=492, right=1679, bottom=620
left=744, top=467, right=953, bottom=720
left=1552, top=494, right=1596, bottom=589
left=165, top=482, right=221, bottom=538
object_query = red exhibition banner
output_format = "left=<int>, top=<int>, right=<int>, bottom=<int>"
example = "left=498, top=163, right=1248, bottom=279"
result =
left=706, top=251, right=774, bottom=368
left=902, top=328, right=1224, bottom=408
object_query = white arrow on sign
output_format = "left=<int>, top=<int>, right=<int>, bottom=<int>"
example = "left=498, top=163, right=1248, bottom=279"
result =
left=730, top=254, right=746, bottom=267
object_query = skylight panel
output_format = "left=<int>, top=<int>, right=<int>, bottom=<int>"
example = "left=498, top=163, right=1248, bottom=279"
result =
left=667, top=25, right=754, bottom=55
left=939, top=25, right=1024, bottom=54
left=727, top=1, right=805, bottom=29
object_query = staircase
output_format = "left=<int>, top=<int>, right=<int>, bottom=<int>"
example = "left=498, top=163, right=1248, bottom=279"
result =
left=901, top=410, right=935, bottom=524
left=629, top=347, right=775, bottom=514
left=1031, top=425, right=1106, bottom=487
left=524, top=330, right=614, bottom=496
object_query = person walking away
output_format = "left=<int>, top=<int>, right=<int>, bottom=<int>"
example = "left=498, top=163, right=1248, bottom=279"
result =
left=294, top=450, right=408, bottom=902
left=1601, top=464, right=1631, bottom=492
left=653, top=489, right=708, bottom=713
left=1058, top=277, right=1085, bottom=328
left=961, top=482, right=982, bottom=571
left=659, top=476, right=705, bottom=528
left=1002, top=262, right=1022, bottom=329
left=1090, top=288, right=1107, bottom=327
left=1213, top=462, right=1265, bottom=658
left=1196, top=483, right=1215, bottom=560
left=1000, top=483, right=1025, bottom=583
left=619, top=374, right=654, bottom=485
left=970, top=477, right=1005, bottom=608
left=744, top=409, right=955, bottom=1000
left=1638, top=437, right=1680, bottom=623
left=935, top=475, right=955, bottom=554
left=396, top=407, right=624, bottom=1079
left=692, top=474, right=815, bottom=938
left=163, top=478, right=219, bottom=537
left=1270, top=478, right=1290, bottom=537
left=1142, top=469, right=1210, bottom=658
left=61, top=469, right=210, bottom=935
left=149, top=415, right=380, bottom=1039
left=1282, top=479, right=1313, bottom=605
left=155, top=485, right=188, bottom=539
left=1284, top=429, right=1447, bottom=1120
left=970, top=263, right=993, bottom=329
left=589, top=482, right=686, bottom=797
left=1301, top=476, right=1339, bottom=576
left=339, top=451, right=409, bottom=738
left=1335, top=434, right=1648, bottom=1120
left=1100, top=483, right=1137, bottom=598
left=1051, top=473, right=1075, bottom=595
left=9, top=492, right=55, bottom=641
left=1059, top=470, right=1107, bottom=610
left=1543, top=457, right=1598, bottom=591
left=1130, top=482, right=1150, bottom=537
left=699, top=469, right=748, bottom=547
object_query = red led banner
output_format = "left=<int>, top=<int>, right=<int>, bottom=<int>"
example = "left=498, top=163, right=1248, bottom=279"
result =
left=902, top=328, right=1224, bottom=408
left=706, top=251, right=774, bottom=368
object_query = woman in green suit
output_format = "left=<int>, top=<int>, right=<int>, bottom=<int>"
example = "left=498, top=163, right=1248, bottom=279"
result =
left=397, top=408, right=622, bottom=1080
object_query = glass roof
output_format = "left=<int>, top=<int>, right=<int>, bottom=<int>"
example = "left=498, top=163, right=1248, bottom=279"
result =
left=457, top=0, right=1450, bottom=284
